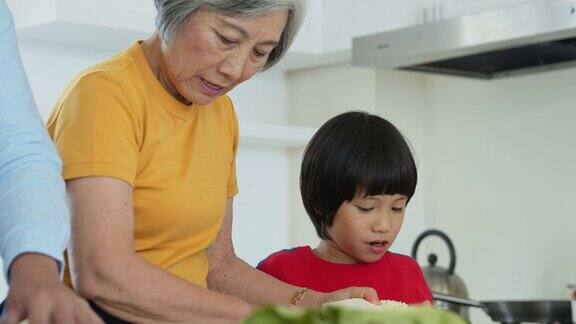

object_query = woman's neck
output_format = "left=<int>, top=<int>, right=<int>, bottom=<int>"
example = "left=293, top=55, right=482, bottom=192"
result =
left=141, top=34, right=192, bottom=105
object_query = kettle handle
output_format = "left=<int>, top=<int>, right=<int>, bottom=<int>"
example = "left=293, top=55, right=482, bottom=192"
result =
left=411, top=229, right=456, bottom=275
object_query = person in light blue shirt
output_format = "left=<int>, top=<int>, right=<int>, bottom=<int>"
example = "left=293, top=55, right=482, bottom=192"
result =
left=0, top=1, right=102, bottom=322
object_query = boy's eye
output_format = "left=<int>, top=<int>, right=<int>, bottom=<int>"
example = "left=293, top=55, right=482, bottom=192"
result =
left=356, top=206, right=374, bottom=213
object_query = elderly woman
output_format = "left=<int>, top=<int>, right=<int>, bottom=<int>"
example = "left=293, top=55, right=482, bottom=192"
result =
left=46, top=0, right=378, bottom=323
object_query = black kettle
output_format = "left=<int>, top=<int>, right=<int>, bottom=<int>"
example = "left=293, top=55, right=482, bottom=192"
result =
left=411, top=229, right=469, bottom=320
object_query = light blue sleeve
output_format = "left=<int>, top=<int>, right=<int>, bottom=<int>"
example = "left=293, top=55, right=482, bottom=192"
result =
left=0, top=0, right=69, bottom=281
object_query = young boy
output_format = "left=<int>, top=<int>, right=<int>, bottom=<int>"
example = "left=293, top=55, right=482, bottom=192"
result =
left=258, top=111, right=433, bottom=305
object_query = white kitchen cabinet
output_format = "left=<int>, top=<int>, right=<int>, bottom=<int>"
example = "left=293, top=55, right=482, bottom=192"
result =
left=11, top=0, right=322, bottom=59
left=6, top=0, right=57, bottom=29
left=12, top=0, right=157, bottom=51
left=9, top=0, right=155, bottom=32
left=415, top=0, right=541, bottom=22
left=289, top=0, right=323, bottom=55
left=438, top=0, right=541, bottom=20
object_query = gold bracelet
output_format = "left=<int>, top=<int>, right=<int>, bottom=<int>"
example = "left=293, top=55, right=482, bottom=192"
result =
left=290, top=287, right=309, bottom=306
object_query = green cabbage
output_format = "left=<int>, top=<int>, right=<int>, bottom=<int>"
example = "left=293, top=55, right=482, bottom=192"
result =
left=243, top=305, right=466, bottom=324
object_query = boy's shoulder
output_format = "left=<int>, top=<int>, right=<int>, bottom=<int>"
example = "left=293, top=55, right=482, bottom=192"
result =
left=257, top=247, right=302, bottom=269
left=257, top=246, right=315, bottom=276
left=257, top=246, right=320, bottom=288
left=384, top=251, right=422, bottom=271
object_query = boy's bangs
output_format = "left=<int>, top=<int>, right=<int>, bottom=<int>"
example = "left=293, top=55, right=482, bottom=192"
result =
left=357, top=158, right=416, bottom=200
left=344, top=135, right=417, bottom=202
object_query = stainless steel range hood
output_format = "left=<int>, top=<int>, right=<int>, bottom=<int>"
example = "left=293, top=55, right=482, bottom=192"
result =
left=352, top=0, right=576, bottom=79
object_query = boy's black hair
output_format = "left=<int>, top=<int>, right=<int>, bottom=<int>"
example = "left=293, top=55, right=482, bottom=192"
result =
left=300, top=111, right=417, bottom=240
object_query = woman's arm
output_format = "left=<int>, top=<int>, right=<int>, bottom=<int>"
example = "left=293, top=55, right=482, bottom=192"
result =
left=206, top=199, right=380, bottom=307
left=67, top=177, right=253, bottom=323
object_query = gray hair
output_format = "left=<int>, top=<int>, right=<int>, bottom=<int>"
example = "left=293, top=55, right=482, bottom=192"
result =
left=154, top=0, right=306, bottom=70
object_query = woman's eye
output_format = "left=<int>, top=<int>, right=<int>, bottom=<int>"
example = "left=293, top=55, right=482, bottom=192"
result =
left=218, top=34, right=235, bottom=45
left=253, top=49, right=267, bottom=57
left=356, top=206, right=374, bottom=213
left=392, top=207, right=404, bottom=213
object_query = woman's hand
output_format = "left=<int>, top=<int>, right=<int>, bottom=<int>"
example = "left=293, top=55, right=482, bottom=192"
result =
left=5, top=253, right=103, bottom=324
left=225, top=299, right=256, bottom=324
left=300, top=287, right=380, bottom=307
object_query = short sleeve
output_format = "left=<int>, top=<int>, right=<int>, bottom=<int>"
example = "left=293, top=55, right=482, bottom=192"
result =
left=226, top=98, right=239, bottom=198
left=256, top=254, right=283, bottom=281
left=256, top=255, right=272, bottom=272
left=411, top=258, right=434, bottom=303
left=256, top=251, right=283, bottom=278
left=48, top=72, right=141, bottom=186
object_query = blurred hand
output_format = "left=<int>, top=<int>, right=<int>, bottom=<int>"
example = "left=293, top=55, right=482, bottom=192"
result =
left=227, top=299, right=256, bottom=324
left=5, top=253, right=103, bottom=324
left=320, top=286, right=380, bottom=305
left=300, top=286, right=380, bottom=307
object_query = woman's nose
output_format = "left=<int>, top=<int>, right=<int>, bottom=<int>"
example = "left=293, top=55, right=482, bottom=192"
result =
left=219, top=51, right=248, bottom=82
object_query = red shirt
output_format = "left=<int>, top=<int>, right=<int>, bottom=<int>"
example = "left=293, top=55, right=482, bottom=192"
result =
left=257, top=246, right=433, bottom=305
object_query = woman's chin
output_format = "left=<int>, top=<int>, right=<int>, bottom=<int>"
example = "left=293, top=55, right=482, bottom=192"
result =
left=186, top=91, right=222, bottom=106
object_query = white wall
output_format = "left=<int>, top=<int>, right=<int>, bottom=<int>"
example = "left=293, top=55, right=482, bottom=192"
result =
left=230, top=66, right=292, bottom=267
left=287, top=62, right=576, bottom=323
left=230, top=59, right=293, bottom=267
left=234, top=147, right=291, bottom=266
left=230, top=66, right=288, bottom=124
left=19, top=41, right=115, bottom=118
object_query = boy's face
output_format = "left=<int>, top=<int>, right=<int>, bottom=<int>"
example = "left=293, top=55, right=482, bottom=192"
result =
left=320, top=194, right=407, bottom=264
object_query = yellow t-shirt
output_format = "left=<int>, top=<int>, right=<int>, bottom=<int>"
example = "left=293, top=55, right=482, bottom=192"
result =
left=47, top=42, right=239, bottom=287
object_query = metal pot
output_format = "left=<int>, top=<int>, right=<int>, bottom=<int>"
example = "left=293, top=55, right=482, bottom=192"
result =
left=434, top=292, right=573, bottom=324
left=411, top=229, right=469, bottom=320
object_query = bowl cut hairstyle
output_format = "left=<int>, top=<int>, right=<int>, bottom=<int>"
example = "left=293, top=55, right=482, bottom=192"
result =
left=300, top=111, right=417, bottom=239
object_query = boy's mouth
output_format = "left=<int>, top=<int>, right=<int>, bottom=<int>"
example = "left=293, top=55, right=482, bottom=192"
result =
left=367, top=240, right=388, bottom=247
